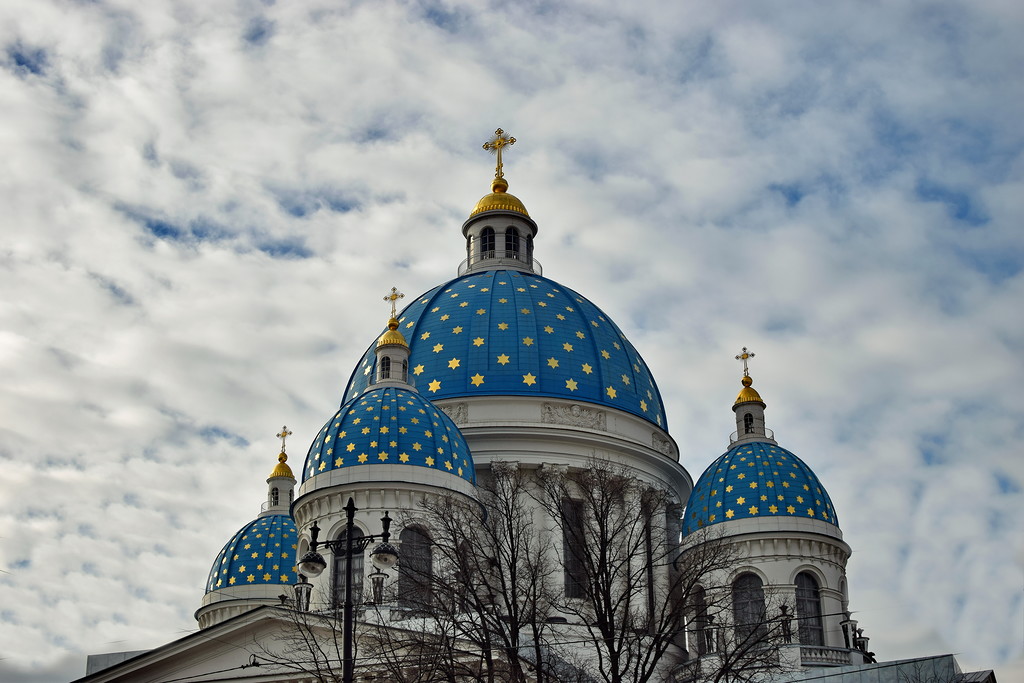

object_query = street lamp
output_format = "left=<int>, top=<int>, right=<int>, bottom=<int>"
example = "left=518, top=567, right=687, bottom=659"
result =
left=295, top=498, right=399, bottom=683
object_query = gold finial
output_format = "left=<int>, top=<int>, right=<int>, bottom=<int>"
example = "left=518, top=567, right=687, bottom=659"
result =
left=276, top=425, right=292, bottom=454
left=383, top=287, right=405, bottom=319
left=735, top=346, right=755, bottom=377
left=483, top=128, right=516, bottom=187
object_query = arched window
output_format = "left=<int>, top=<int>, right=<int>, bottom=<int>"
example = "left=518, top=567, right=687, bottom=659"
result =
left=401, top=359, right=408, bottom=380
left=561, top=498, right=587, bottom=598
left=743, top=413, right=754, bottom=434
left=288, top=488, right=294, bottom=504
left=332, top=528, right=365, bottom=607
left=480, top=227, right=495, bottom=258
left=506, top=227, right=520, bottom=258
left=379, top=356, right=391, bottom=380
left=796, top=572, right=825, bottom=646
left=732, top=573, right=767, bottom=643
left=526, top=234, right=534, bottom=264
left=399, top=526, right=432, bottom=609
left=271, top=487, right=279, bottom=506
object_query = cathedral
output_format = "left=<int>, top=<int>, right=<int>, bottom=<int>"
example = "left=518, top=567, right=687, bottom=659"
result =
left=77, top=131, right=995, bottom=683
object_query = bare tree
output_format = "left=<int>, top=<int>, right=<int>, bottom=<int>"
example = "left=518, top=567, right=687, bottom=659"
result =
left=379, top=461, right=564, bottom=682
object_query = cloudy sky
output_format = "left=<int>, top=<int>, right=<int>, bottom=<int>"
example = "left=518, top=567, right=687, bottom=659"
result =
left=1, top=0, right=1022, bottom=680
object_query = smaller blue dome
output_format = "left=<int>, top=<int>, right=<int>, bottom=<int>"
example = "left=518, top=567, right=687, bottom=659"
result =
left=303, top=386, right=475, bottom=485
left=205, top=514, right=297, bottom=593
left=682, top=441, right=838, bottom=536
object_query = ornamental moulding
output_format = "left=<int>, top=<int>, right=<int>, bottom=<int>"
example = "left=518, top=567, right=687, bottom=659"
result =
left=541, top=403, right=606, bottom=431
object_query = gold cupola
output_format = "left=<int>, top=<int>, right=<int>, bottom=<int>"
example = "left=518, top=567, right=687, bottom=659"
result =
left=470, top=176, right=530, bottom=218
left=734, top=375, right=765, bottom=407
left=377, top=287, right=409, bottom=349
left=377, top=316, right=409, bottom=348
left=269, top=451, right=294, bottom=479
left=269, top=426, right=296, bottom=479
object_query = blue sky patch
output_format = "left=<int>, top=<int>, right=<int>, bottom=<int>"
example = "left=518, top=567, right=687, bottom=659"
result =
left=915, top=179, right=988, bottom=226
left=257, top=237, right=312, bottom=259
left=6, top=43, right=48, bottom=76
left=244, top=17, right=274, bottom=46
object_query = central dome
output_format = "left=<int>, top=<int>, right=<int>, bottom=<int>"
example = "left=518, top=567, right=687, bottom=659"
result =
left=342, top=269, right=668, bottom=428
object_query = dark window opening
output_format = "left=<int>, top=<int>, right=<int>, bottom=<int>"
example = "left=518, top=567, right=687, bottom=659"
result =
left=271, top=487, right=279, bottom=506
left=732, top=573, right=767, bottom=644
left=796, top=572, right=825, bottom=646
left=743, top=413, right=754, bottom=434
left=561, top=498, right=588, bottom=598
left=506, top=227, right=520, bottom=257
left=399, top=526, right=433, bottom=609
left=480, top=227, right=495, bottom=258
left=380, top=356, right=391, bottom=379
left=332, top=528, right=365, bottom=607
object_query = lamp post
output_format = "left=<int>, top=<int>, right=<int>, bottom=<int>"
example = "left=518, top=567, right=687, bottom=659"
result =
left=295, top=498, right=399, bottom=683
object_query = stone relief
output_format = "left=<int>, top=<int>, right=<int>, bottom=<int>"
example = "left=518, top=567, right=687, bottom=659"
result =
left=652, top=433, right=673, bottom=456
left=441, top=402, right=468, bottom=425
left=541, top=403, right=606, bottom=430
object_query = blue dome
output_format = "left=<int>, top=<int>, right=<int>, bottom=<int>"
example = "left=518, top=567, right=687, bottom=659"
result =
left=205, top=514, right=297, bottom=593
left=303, top=386, right=475, bottom=485
left=342, top=270, right=667, bottom=428
left=682, top=441, right=839, bottom=536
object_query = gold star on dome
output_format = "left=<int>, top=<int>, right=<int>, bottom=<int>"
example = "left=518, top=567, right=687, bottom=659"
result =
left=498, top=322, right=509, bottom=330
left=522, top=337, right=534, bottom=346
left=748, top=506, right=758, bottom=515
left=473, top=337, right=485, bottom=346
left=378, top=452, right=388, bottom=461
left=563, top=342, right=574, bottom=352
left=621, top=374, right=630, bottom=385
left=546, top=357, right=559, bottom=368
left=582, top=363, right=593, bottom=374
left=358, top=453, right=368, bottom=463
left=440, top=314, right=450, bottom=321
left=639, top=400, right=648, bottom=412
left=335, top=457, right=343, bottom=467
left=399, top=452, right=409, bottom=462
left=433, top=343, right=444, bottom=353
left=380, top=426, right=389, bottom=434
left=556, top=314, right=565, bottom=320
left=523, top=373, right=537, bottom=386
left=428, top=379, right=441, bottom=392
left=497, top=353, right=510, bottom=365
left=520, top=308, right=530, bottom=315
left=565, top=378, right=578, bottom=391
left=470, top=373, right=485, bottom=386
left=517, top=287, right=525, bottom=292
left=726, top=485, right=733, bottom=492
left=544, top=326, right=554, bottom=334
left=412, top=442, right=422, bottom=451
left=576, top=331, right=585, bottom=339
left=445, top=461, right=454, bottom=470
left=499, top=298, right=508, bottom=304
left=426, top=456, right=435, bottom=465
left=601, top=350, right=611, bottom=359
left=725, top=509, right=735, bottom=519
left=606, top=386, right=617, bottom=399
left=420, top=332, right=431, bottom=340
left=786, top=505, right=796, bottom=514
left=346, top=443, right=355, bottom=451
left=448, top=358, right=461, bottom=369
left=452, top=326, right=463, bottom=334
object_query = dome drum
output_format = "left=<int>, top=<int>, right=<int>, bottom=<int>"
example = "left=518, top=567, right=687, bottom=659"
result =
left=461, top=213, right=540, bottom=276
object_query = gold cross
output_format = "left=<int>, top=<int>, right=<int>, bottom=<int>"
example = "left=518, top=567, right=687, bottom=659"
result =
left=482, top=128, right=516, bottom=180
left=384, top=287, right=404, bottom=318
left=276, top=425, right=293, bottom=453
left=735, top=347, right=755, bottom=376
